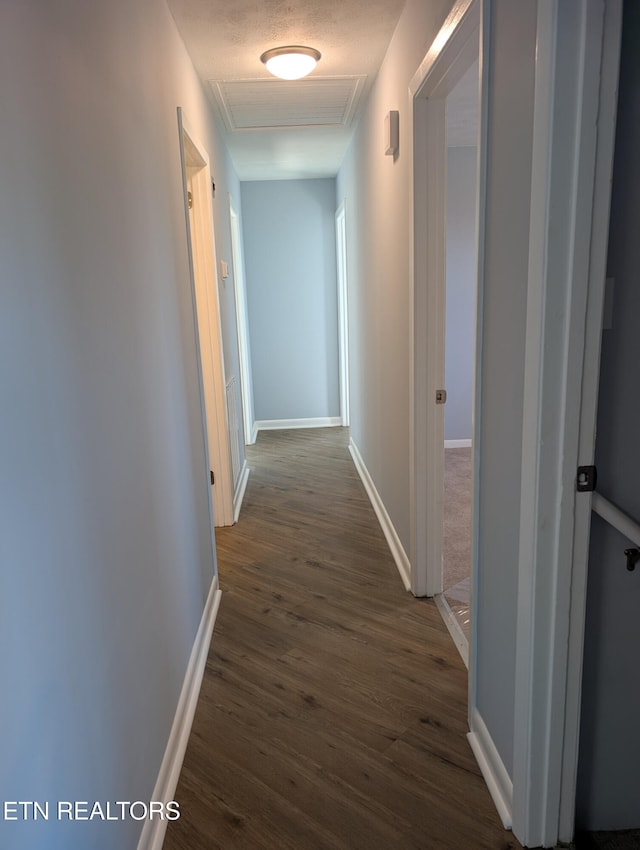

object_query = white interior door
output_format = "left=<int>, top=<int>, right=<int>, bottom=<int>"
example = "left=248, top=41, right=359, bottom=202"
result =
left=335, top=201, right=350, bottom=428
left=555, top=2, right=623, bottom=839
left=178, top=109, right=234, bottom=527
left=229, top=200, right=256, bottom=445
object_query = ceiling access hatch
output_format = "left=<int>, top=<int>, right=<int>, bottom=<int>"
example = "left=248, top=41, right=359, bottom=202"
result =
left=209, top=76, right=366, bottom=131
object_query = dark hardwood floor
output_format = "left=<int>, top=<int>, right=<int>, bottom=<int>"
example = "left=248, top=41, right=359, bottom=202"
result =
left=164, top=428, right=519, bottom=849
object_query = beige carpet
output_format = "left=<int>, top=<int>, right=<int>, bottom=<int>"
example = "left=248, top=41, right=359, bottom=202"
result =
left=443, top=448, right=472, bottom=588
left=443, top=447, right=472, bottom=636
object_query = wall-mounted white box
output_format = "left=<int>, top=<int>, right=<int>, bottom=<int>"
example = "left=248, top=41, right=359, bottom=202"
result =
left=385, top=110, right=399, bottom=156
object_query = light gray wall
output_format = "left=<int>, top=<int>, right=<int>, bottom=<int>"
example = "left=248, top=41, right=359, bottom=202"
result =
left=0, top=1, right=241, bottom=847
left=473, top=0, right=537, bottom=777
left=576, top=1, right=640, bottom=829
left=337, top=0, right=458, bottom=550
left=445, top=146, right=477, bottom=442
left=240, top=179, right=339, bottom=422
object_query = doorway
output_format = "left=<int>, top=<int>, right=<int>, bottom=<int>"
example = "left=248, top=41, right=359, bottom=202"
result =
left=440, top=61, right=480, bottom=664
left=229, top=199, right=256, bottom=445
left=178, top=109, right=235, bottom=527
left=408, top=0, right=480, bottom=650
left=335, top=199, right=350, bottom=428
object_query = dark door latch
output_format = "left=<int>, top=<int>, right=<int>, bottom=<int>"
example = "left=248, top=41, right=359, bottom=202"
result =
left=624, top=548, right=640, bottom=571
left=577, top=465, right=597, bottom=492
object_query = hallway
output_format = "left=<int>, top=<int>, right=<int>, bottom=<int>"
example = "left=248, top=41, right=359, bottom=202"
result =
left=164, top=429, right=517, bottom=849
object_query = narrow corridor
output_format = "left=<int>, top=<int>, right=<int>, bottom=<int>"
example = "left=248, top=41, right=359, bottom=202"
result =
left=164, top=428, right=516, bottom=849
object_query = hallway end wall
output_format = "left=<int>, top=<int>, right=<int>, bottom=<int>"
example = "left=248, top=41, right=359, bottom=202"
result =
left=241, top=178, right=340, bottom=423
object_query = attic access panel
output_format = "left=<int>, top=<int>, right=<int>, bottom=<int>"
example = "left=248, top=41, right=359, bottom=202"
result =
left=210, top=76, right=366, bottom=130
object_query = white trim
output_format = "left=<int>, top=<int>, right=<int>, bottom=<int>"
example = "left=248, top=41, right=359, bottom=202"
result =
left=233, top=460, right=250, bottom=523
left=229, top=198, right=256, bottom=446
left=255, top=417, right=341, bottom=432
left=467, top=707, right=513, bottom=830
left=468, top=0, right=490, bottom=801
left=349, top=438, right=411, bottom=592
left=444, top=439, right=472, bottom=448
left=434, top=593, right=469, bottom=668
left=250, top=421, right=258, bottom=444
left=512, top=3, right=618, bottom=846
left=137, top=577, right=222, bottom=850
left=335, top=200, right=351, bottom=427
left=410, top=0, right=480, bottom=99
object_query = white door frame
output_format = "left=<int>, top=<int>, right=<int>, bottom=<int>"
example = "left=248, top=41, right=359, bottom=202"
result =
left=512, top=2, right=622, bottom=845
left=229, top=197, right=256, bottom=445
left=409, top=0, right=621, bottom=846
left=557, top=2, right=622, bottom=839
left=177, top=108, right=235, bottom=527
left=409, top=0, right=480, bottom=599
left=335, top=200, right=350, bottom=427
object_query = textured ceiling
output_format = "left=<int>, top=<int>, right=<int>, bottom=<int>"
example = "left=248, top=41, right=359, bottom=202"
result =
left=167, top=1, right=478, bottom=179
left=166, top=0, right=406, bottom=83
left=166, top=0, right=406, bottom=179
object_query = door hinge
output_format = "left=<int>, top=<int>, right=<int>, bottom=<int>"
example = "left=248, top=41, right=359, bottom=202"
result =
left=577, top=465, right=597, bottom=492
left=210, top=470, right=215, bottom=486
left=187, top=190, right=193, bottom=210
left=436, top=389, right=447, bottom=404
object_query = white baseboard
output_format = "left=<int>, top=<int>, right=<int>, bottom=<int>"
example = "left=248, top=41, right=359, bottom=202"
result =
left=348, top=438, right=411, bottom=592
left=434, top=593, right=469, bottom=668
left=137, top=576, right=222, bottom=850
left=467, top=706, right=513, bottom=830
left=255, top=417, right=342, bottom=432
left=233, top=461, right=250, bottom=523
left=444, top=439, right=472, bottom=448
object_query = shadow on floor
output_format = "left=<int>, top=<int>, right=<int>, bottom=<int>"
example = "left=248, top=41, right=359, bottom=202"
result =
left=572, top=830, right=640, bottom=849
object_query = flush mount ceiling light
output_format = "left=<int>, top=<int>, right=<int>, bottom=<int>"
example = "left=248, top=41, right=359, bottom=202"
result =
left=260, top=46, right=321, bottom=80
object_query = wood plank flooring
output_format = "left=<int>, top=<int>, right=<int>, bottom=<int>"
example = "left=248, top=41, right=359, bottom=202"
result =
left=164, top=428, right=519, bottom=850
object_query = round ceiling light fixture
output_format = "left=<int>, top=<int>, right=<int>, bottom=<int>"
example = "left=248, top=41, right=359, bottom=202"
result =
left=260, top=45, right=321, bottom=80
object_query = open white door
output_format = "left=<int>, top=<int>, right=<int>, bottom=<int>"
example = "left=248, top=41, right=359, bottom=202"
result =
left=509, top=2, right=621, bottom=846
left=550, top=1, right=623, bottom=841
left=178, top=109, right=235, bottom=527
left=229, top=199, right=256, bottom=445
